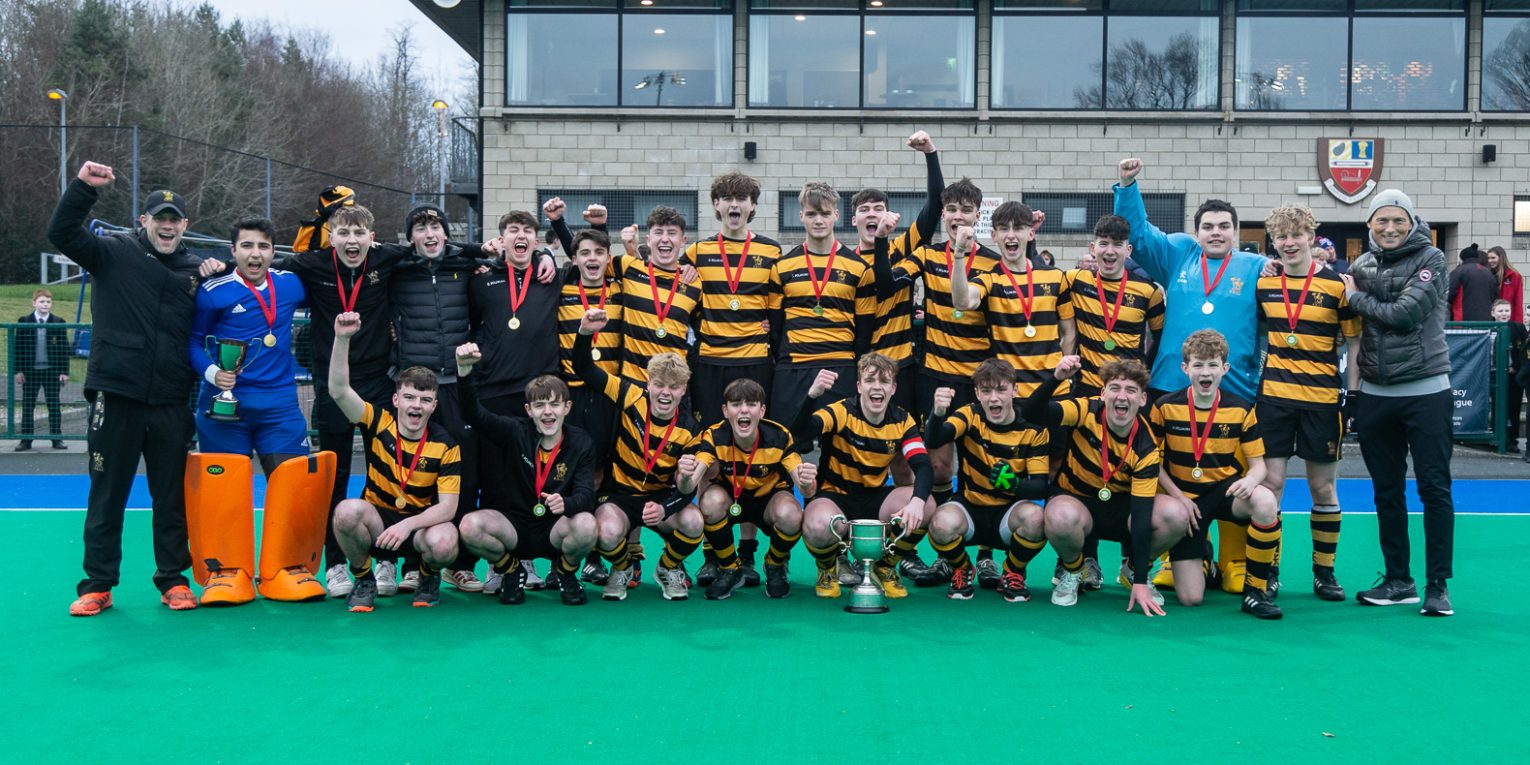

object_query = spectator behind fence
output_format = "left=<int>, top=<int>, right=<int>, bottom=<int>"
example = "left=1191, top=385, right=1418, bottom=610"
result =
left=13, top=288, right=70, bottom=451
left=1448, top=243, right=1498, bottom=321
left=1494, top=299, right=1526, bottom=456
left=1486, top=246, right=1523, bottom=325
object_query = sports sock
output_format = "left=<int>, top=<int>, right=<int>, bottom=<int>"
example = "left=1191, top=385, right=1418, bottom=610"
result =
left=932, top=479, right=955, bottom=506
left=1061, top=553, right=1085, bottom=573
left=350, top=557, right=374, bottom=580
left=975, top=545, right=994, bottom=562
left=1080, top=537, right=1100, bottom=561
left=738, top=536, right=759, bottom=561
left=882, top=527, right=925, bottom=567
left=807, top=541, right=839, bottom=570
left=1004, top=531, right=1046, bottom=574
left=703, top=517, right=740, bottom=569
left=600, top=537, right=631, bottom=571
left=630, top=540, right=646, bottom=562
left=659, top=529, right=703, bottom=569
left=1246, top=518, right=1282, bottom=592
left=418, top=561, right=437, bottom=578
left=930, top=535, right=970, bottom=571
left=555, top=555, right=578, bottom=576
left=1311, top=503, right=1341, bottom=570
left=764, top=526, right=800, bottom=566
left=491, top=552, right=518, bottom=575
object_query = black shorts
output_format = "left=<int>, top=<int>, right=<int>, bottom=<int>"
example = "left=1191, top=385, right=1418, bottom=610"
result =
left=1169, top=477, right=1244, bottom=561
left=1258, top=401, right=1343, bottom=462
left=951, top=498, right=1019, bottom=548
left=771, top=363, right=855, bottom=430
left=369, top=504, right=422, bottom=558
left=713, top=487, right=798, bottom=528
left=691, top=361, right=774, bottom=429
left=504, top=512, right=564, bottom=561
left=596, top=491, right=677, bottom=527
left=892, top=363, right=917, bottom=417
left=813, top=485, right=897, bottom=522
left=570, top=385, right=616, bottom=465
left=1054, top=489, right=1133, bottom=544
left=915, top=371, right=973, bottom=424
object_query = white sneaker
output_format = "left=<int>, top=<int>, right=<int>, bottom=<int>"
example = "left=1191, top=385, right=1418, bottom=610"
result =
left=655, top=565, right=690, bottom=601
left=398, top=569, right=419, bottom=593
left=1146, top=582, right=1165, bottom=607
left=483, top=570, right=503, bottom=595
left=1052, top=569, right=1082, bottom=606
left=444, top=568, right=484, bottom=592
left=523, top=560, right=547, bottom=590
left=375, top=560, right=398, bottom=596
left=325, top=563, right=352, bottom=598
left=603, top=566, right=633, bottom=601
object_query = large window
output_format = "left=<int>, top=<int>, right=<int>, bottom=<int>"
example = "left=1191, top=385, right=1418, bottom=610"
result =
left=537, top=189, right=700, bottom=232
left=992, top=0, right=1218, bottom=111
left=507, top=0, right=733, bottom=108
left=1235, top=1, right=1467, bottom=111
left=748, top=1, right=975, bottom=109
left=1484, top=0, right=1530, bottom=111
left=1023, top=191, right=1186, bottom=236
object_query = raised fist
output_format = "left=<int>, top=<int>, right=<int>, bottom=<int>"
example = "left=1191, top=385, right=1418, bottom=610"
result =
left=542, top=197, right=566, bottom=221
left=907, top=131, right=936, bottom=154
left=1118, top=158, right=1143, bottom=184
left=78, top=161, right=116, bottom=188
left=334, top=312, right=361, bottom=338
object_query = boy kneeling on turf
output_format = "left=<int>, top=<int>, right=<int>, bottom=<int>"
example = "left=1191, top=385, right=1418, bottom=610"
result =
left=328, top=312, right=461, bottom=611
left=677, top=378, right=818, bottom=600
left=923, top=358, right=1051, bottom=603
left=1149, top=329, right=1283, bottom=619
left=456, top=347, right=598, bottom=607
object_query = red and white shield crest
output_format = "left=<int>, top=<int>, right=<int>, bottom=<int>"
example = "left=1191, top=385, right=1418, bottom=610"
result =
left=1318, top=138, right=1384, bottom=205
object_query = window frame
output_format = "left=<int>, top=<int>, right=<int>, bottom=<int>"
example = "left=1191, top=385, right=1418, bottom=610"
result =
left=535, top=189, right=702, bottom=234
left=1483, top=3, right=1530, bottom=112
left=1022, top=191, right=1187, bottom=238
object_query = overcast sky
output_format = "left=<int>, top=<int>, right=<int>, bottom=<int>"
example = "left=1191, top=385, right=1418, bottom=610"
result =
left=197, top=0, right=475, bottom=97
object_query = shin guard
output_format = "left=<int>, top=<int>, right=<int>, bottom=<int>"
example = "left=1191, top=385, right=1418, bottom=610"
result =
left=185, top=453, right=256, bottom=605
left=257, top=452, right=336, bottom=601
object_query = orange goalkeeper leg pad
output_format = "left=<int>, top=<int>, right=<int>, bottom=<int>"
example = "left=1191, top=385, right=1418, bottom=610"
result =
left=185, top=453, right=256, bottom=606
left=256, top=452, right=336, bottom=602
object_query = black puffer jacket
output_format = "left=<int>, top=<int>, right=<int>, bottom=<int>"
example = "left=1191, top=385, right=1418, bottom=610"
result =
left=389, top=246, right=477, bottom=378
left=1348, top=224, right=1451, bottom=386
left=46, top=179, right=206, bottom=404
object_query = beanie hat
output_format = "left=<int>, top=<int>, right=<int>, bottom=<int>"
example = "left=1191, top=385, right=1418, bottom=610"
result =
left=1367, top=189, right=1416, bottom=223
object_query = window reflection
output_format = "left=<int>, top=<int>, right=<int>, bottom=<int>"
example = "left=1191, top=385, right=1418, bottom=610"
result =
left=1484, top=17, right=1530, bottom=111
left=1098, top=16, right=1218, bottom=109
left=992, top=16, right=1103, bottom=109
left=507, top=13, right=618, bottom=106
left=622, top=14, right=733, bottom=106
left=748, top=14, right=861, bottom=107
left=862, top=16, right=975, bottom=108
left=1235, top=16, right=1348, bottom=110
left=1350, top=17, right=1464, bottom=110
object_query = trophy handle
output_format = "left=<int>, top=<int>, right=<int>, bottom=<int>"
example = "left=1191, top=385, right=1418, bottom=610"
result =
left=203, top=335, right=219, bottom=361
left=885, top=515, right=912, bottom=556
left=827, top=513, right=848, bottom=554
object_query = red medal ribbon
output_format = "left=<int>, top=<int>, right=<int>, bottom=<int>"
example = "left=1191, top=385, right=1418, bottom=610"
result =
left=718, top=232, right=751, bottom=296
left=534, top=441, right=562, bottom=500
left=1099, top=407, right=1141, bottom=491
left=393, top=427, right=428, bottom=503
left=578, top=279, right=609, bottom=345
left=999, top=258, right=1036, bottom=324
left=647, top=263, right=681, bottom=334
left=1187, top=390, right=1221, bottom=467
left=944, top=241, right=978, bottom=278
left=1095, top=271, right=1129, bottom=336
left=642, top=413, right=680, bottom=476
left=331, top=251, right=367, bottom=313
left=1201, top=252, right=1233, bottom=302
left=730, top=436, right=762, bottom=502
left=804, top=241, right=840, bottom=307
left=506, top=265, right=534, bottom=316
left=238, top=274, right=278, bottom=337
left=1281, top=261, right=1319, bottom=334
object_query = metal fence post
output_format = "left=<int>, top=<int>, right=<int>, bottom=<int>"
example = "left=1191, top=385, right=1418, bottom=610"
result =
left=265, top=157, right=273, bottom=220
left=130, top=126, right=140, bottom=221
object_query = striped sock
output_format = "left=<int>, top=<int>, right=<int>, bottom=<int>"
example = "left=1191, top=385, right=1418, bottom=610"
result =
left=807, top=541, right=839, bottom=570
left=764, top=526, right=800, bottom=567
left=349, top=557, right=373, bottom=579
left=1004, top=531, right=1046, bottom=574
left=659, top=530, right=703, bottom=569
left=491, top=552, right=518, bottom=575
left=703, top=517, right=740, bottom=570
left=1246, top=518, right=1282, bottom=593
left=1311, top=504, right=1341, bottom=571
left=1061, top=553, right=1085, bottom=573
left=930, top=535, right=970, bottom=571
left=555, top=555, right=578, bottom=576
left=418, top=561, right=437, bottom=578
left=600, top=537, right=631, bottom=571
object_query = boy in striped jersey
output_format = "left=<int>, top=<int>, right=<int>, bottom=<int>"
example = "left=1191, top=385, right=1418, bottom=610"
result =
left=613, top=207, right=702, bottom=386
left=328, top=313, right=462, bottom=612
left=1149, top=330, right=1282, bottom=619
left=793, top=353, right=935, bottom=600
left=1254, top=204, right=1360, bottom=601
left=576, top=309, right=705, bottom=601
left=923, top=359, right=1051, bottom=602
left=555, top=229, right=623, bottom=469
left=1065, top=215, right=1164, bottom=397
left=678, top=378, right=818, bottom=600
left=1023, top=356, right=1188, bottom=616
left=768, top=182, right=878, bottom=426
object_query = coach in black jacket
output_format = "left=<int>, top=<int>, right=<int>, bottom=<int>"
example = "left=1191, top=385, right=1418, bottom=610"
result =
left=13, top=289, right=71, bottom=450
left=47, top=161, right=220, bottom=616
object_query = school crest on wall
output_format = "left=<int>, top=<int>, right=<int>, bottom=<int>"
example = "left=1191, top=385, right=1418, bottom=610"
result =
left=1318, top=138, right=1384, bottom=205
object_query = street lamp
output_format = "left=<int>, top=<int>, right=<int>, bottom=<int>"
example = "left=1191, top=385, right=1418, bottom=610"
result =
left=431, top=99, right=448, bottom=211
left=633, top=71, right=686, bottom=106
left=47, top=88, right=67, bottom=196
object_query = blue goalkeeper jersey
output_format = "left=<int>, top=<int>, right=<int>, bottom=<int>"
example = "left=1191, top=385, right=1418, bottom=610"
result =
left=190, top=269, right=307, bottom=393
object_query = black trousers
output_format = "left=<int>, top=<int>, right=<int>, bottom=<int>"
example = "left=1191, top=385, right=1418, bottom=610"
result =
left=432, top=381, right=479, bottom=570
left=1356, top=389, right=1454, bottom=582
left=314, top=372, right=396, bottom=569
left=1507, top=380, right=1524, bottom=447
left=19, top=372, right=64, bottom=438
left=80, top=393, right=194, bottom=595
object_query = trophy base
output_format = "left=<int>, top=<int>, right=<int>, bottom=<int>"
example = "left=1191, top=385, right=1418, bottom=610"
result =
left=206, top=406, right=241, bottom=423
left=844, top=603, right=889, bottom=614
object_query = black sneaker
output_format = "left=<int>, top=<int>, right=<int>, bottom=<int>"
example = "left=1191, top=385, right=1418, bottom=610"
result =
left=557, top=568, right=588, bottom=605
left=347, top=574, right=378, bottom=612
left=1313, top=567, right=1345, bottom=601
left=580, top=559, right=609, bottom=586
left=1267, top=563, right=1281, bottom=601
left=1421, top=579, right=1453, bottom=616
left=947, top=564, right=976, bottom=600
left=498, top=566, right=527, bottom=605
left=13, top=441, right=31, bottom=452
left=1356, top=575, right=1418, bottom=606
left=695, top=560, right=721, bottom=587
left=1081, top=557, right=1104, bottom=591
left=905, top=554, right=952, bottom=587
left=704, top=565, right=745, bottom=600
left=51, top=440, right=67, bottom=450
left=764, top=563, right=790, bottom=598
left=975, top=558, right=1001, bottom=590
left=412, top=574, right=441, bottom=608
left=740, top=554, right=761, bottom=587
left=1242, top=587, right=1283, bottom=620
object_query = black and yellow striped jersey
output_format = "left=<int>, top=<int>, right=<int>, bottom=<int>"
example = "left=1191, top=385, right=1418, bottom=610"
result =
left=612, top=253, right=701, bottom=384
left=805, top=397, right=927, bottom=495
left=1149, top=389, right=1265, bottom=499
left=892, top=242, right=1001, bottom=380
left=770, top=242, right=877, bottom=366
left=1256, top=264, right=1360, bottom=410
left=1052, top=397, right=1160, bottom=500
left=975, top=262, right=1074, bottom=397
left=941, top=402, right=1050, bottom=507
left=358, top=402, right=461, bottom=513
left=682, top=233, right=782, bottom=364
left=596, top=371, right=702, bottom=496
left=690, top=418, right=803, bottom=499
left=1065, top=269, right=1165, bottom=392
left=557, top=270, right=624, bottom=387
left=869, top=217, right=933, bottom=366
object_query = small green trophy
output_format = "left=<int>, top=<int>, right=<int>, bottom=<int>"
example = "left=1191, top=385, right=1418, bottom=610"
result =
left=204, top=337, right=259, bottom=422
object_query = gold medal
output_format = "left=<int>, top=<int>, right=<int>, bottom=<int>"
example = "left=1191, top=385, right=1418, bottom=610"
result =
left=1191, top=466, right=1204, bottom=480
left=812, top=302, right=824, bottom=317
left=263, top=333, right=276, bottom=348
left=655, top=327, right=668, bottom=339
left=952, top=309, right=965, bottom=320
left=1024, top=325, right=1037, bottom=338
left=533, top=503, right=547, bottom=517
left=508, top=316, right=521, bottom=330
left=1201, top=301, right=1215, bottom=315
left=728, top=502, right=743, bottom=517
left=591, top=348, right=602, bottom=361
left=1104, top=338, right=1117, bottom=351
left=1285, top=333, right=1299, bottom=347
left=728, top=298, right=740, bottom=311
left=394, top=496, right=407, bottom=510
left=1097, top=487, right=1113, bottom=501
